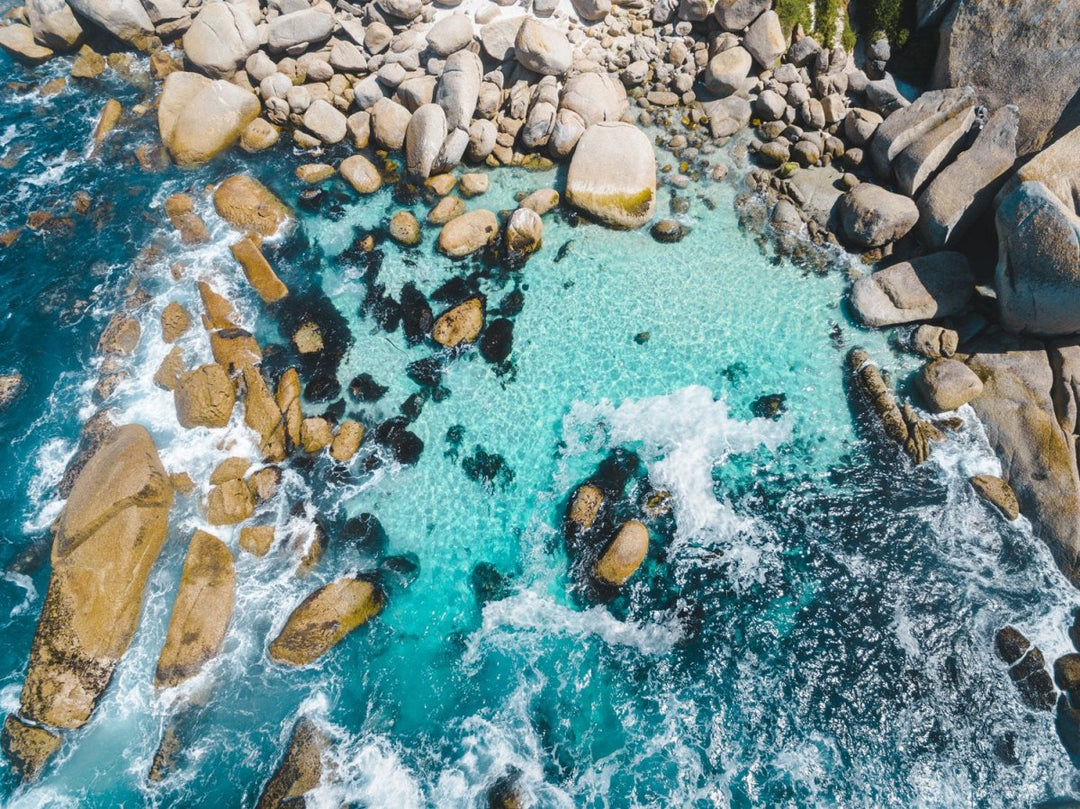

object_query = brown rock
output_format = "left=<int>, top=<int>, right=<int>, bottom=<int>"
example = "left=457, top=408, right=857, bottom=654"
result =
left=301, top=418, right=333, bottom=453
left=389, top=210, right=421, bottom=246
left=213, top=175, right=291, bottom=237
left=296, top=163, right=335, bottom=184
left=231, top=237, right=288, bottom=304
left=170, top=472, right=195, bottom=494
left=339, top=154, right=382, bottom=194
left=98, top=314, right=141, bottom=357
left=459, top=173, right=489, bottom=198
left=432, top=297, right=483, bottom=347
left=275, top=369, right=302, bottom=451
left=163, top=193, right=209, bottom=244
left=594, top=520, right=649, bottom=586
left=161, top=301, right=191, bottom=343
left=19, top=426, right=173, bottom=733
left=209, top=456, right=250, bottom=485
left=330, top=420, right=364, bottom=462
left=437, top=209, right=498, bottom=258
left=70, top=45, right=105, bottom=78
left=292, top=322, right=323, bottom=354
left=92, top=99, right=122, bottom=144
left=519, top=188, right=559, bottom=215
left=210, top=328, right=262, bottom=373
left=153, top=346, right=185, bottom=391
left=174, top=364, right=235, bottom=429
left=428, top=195, right=465, bottom=225
left=426, top=173, right=457, bottom=196
left=243, top=366, right=286, bottom=461
left=154, top=531, right=235, bottom=688
left=205, top=478, right=254, bottom=525
left=58, top=410, right=117, bottom=498
left=268, top=578, right=384, bottom=665
left=197, top=281, right=238, bottom=330
left=255, top=718, right=329, bottom=809
left=246, top=466, right=281, bottom=503
left=1, top=715, right=60, bottom=781
left=970, top=475, right=1020, bottom=521
left=568, top=483, right=603, bottom=530
left=240, top=525, right=275, bottom=557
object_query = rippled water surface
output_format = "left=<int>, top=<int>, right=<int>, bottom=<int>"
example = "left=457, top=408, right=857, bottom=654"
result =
left=0, top=46, right=1077, bottom=808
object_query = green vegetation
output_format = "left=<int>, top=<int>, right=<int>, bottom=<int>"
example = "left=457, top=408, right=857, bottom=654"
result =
left=775, top=0, right=856, bottom=50
left=859, top=0, right=916, bottom=47
left=775, top=0, right=813, bottom=39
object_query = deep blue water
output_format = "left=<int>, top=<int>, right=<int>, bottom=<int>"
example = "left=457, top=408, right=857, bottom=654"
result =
left=0, top=45, right=1078, bottom=809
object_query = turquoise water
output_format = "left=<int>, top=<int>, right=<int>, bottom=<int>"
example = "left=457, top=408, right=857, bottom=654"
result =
left=0, top=46, right=1078, bottom=808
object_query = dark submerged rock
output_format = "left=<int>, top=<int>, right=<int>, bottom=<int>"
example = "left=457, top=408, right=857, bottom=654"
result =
left=479, top=318, right=513, bottom=365
left=349, top=373, right=388, bottom=403
left=462, top=445, right=515, bottom=492
left=751, top=393, right=786, bottom=420
left=399, top=282, right=433, bottom=345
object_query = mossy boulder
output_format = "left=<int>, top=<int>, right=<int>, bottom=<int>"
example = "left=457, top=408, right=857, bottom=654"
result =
left=268, top=578, right=384, bottom=666
left=566, top=123, right=656, bottom=229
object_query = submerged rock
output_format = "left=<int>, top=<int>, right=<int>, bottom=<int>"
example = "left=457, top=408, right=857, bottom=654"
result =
left=479, top=318, right=513, bottom=365
left=154, top=531, right=235, bottom=688
left=269, top=578, right=384, bottom=665
left=18, top=426, right=173, bottom=739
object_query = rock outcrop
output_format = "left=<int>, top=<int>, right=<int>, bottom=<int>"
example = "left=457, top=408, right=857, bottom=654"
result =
left=158, top=72, right=259, bottom=167
left=268, top=578, right=384, bottom=666
left=566, top=122, right=656, bottom=229
left=213, top=174, right=291, bottom=237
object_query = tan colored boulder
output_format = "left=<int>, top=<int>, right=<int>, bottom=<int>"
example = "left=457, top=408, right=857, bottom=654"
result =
left=163, top=193, right=209, bottom=244
left=568, top=483, right=603, bottom=530
left=428, top=195, right=465, bottom=225
left=389, top=210, right=421, bottom=246
left=330, top=420, right=364, bottom=462
left=153, top=346, right=185, bottom=391
left=566, top=123, right=656, bottom=229
left=970, top=474, right=1020, bottom=521
left=170, top=472, right=195, bottom=495
left=255, top=718, right=329, bottom=809
left=213, top=174, right=291, bottom=237
left=268, top=578, right=384, bottom=665
left=276, top=369, right=303, bottom=452
left=292, top=322, right=323, bottom=354
left=459, top=173, right=489, bottom=198
left=19, top=426, right=173, bottom=733
left=301, top=418, right=333, bottom=453
left=594, top=520, right=649, bottom=586
left=0, top=24, right=54, bottom=65
left=1, top=715, right=60, bottom=781
left=209, top=328, right=262, bottom=373
left=437, top=209, right=498, bottom=258
left=92, top=98, right=122, bottom=145
left=209, top=456, right=250, bottom=485
left=339, top=154, right=382, bottom=194
left=519, top=188, right=559, bottom=215
left=205, top=478, right=254, bottom=525
left=243, top=366, right=286, bottom=461
left=161, top=301, right=191, bottom=343
left=240, top=525, right=275, bottom=557
left=241, top=118, right=280, bottom=153
left=158, top=72, right=260, bottom=167
left=247, top=467, right=281, bottom=503
left=98, top=313, right=140, bottom=356
left=296, top=163, right=335, bottom=184
left=426, top=173, right=457, bottom=196
left=433, top=297, right=484, bottom=347
left=154, top=531, right=235, bottom=688
left=231, top=237, right=289, bottom=303
left=198, top=281, right=238, bottom=330
left=174, top=364, right=235, bottom=429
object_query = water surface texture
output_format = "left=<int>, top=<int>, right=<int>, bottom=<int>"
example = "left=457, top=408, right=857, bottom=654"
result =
left=0, top=49, right=1077, bottom=808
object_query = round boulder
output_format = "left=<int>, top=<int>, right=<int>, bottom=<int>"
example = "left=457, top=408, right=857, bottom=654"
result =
left=269, top=578, right=385, bottom=665
left=504, top=207, right=542, bottom=262
left=437, top=209, right=498, bottom=258
left=704, top=46, right=751, bottom=96
left=433, top=297, right=484, bottom=347
left=914, top=358, right=984, bottom=412
left=565, top=122, right=656, bottom=229
left=514, top=19, right=572, bottom=76
left=838, top=182, right=919, bottom=248
left=594, top=520, right=649, bottom=586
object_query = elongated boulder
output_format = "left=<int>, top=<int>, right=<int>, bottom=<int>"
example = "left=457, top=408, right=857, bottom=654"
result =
left=158, top=72, right=259, bottom=166
left=566, top=122, right=656, bottom=229
left=268, top=578, right=384, bottom=665
left=868, top=86, right=976, bottom=177
left=480, top=17, right=524, bottom=61
left=67, top=0, right=153, bottom=47
left=213, top=174, right=291, bottom=237
left=18, top=426, right=173, bottom=735
left=436, top=49, right=481, bottom=132
left=26, top=0, right=82, bottom=51
left=339, top=154, right=382, bottom=194
left=174, top=363, right=235, bottom=429
left=743, top=10, right=785, bottom=69
left=276, top=368, right=302, bottom=452
left=713, top=0, right=769, bottom=30
left=849, top=252, right=973, bottom=327
left=182, top=3, right=258, bottom=79
left=703, top=46, right=752, bottom=96
left=0, top=24, right=53, bottom=64
left=568, top=483, right=603, bottom=530
left=893, top=102, right=976, bottom=197
left=267, top=8, right=333, bottom=54
left=243, top=366, right=286, bottom=461
left=917, top=104, right=1019, bottom=249
left=969, top=475, right=1020, bottom=521
left=513, top=20, right=571, bottom=76
left=405, top=104, right=447, bottom=180
left=595, top=521, right=649, bottom=586
left=154, top=531, right=234, bottom=688
left=231, top=237, right=288, bottom=303
left=433, top=297, right=484, bottom=347
left=437, top=210, right=498, bottom=258
left=426, top=13, right=472, bottom=56
left=256, top=718, right=329, bottom=809
left=838, top=182, right=919, bottom=248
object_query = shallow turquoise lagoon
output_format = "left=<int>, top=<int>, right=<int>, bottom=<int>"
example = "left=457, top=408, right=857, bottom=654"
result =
left=0, top=48, right=1077, bottom=809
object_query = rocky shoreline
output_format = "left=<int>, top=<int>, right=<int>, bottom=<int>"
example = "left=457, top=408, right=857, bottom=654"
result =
left=3, top=0, right=1080, bottom=798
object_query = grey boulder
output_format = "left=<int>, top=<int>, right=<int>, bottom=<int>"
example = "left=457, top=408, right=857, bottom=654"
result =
left=514, top=19, right=572, bottom=76
left=182, top=2, right=258, bottom=79
left=848, top=252, right=973, bottom=327
left=405, top=104, right=448, bottom=179
left=838, top=182, right=919, bottom=248
left=914, top=358, right=984, bottom=412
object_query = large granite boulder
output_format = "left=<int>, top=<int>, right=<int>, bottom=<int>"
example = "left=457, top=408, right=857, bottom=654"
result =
left=995, top=123, right=1080, bottom=335
left=174, top=363, right=235, bottom=428
left=931, top=0, right=1080, bottom=154
left=566, top=122, right=656, bottom=229
left=405, top=103, right=447, bottom=179
left=213, top=174, right=291, bottom=237
left=914, top=358, right=984, bottom=412
left=513, top=20, right=572, bottom=76
left=18, top=426, right=173, bottom=736
left=838, top=183, right=919, bottom=248
left=267, top=8, right=334, bottom=54
left=436, top=50, right=481, bottom=132
left=26, top=0, right=83, bottom=51
left=426, top=13, right=472, bottom=56
left=917, top=104, right=1019, bottom=248
left=154, top=530, right=234, bottom=688
left=269, top=578, right=384, bottom=665
left=158, top=72, right=259, bottom=166
left=433, top=298, right=484, bottom=346
left=743, top=10, right=785, bottom=68
left=713, top=0, right=769, bottom=30
left=868, top=86, right=975, bottom=177
left=67, top=0, right=153, bottom=47
left=703, top=46, right=752, bottom=96
left=848, top=252, right=973, bottom=327
left=559, top=71, right=627, bottom=127
left=182, top=3, right=258, bottom=79
left=892, top=101, right=976, bottom=197
left=965, top=334, right=1080, bottom=585
left=0, top=24, right=53, bottom=64
left=480, top=17, right=524, bottom=61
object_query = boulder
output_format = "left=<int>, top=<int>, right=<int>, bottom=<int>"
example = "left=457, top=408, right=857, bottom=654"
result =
left=18, top=426, right=173, bottom=734
left=231, top=238, right=288, bottom=304
left=519, top=188, right=559, bottom=215
left=573, top=0, right=611, bottom=21
left=568, top=483, right=603, bottom=530
left=893, top=102, right=976, bottom=197
left=843, top=108, right=883, bottom=147
left=931, top=0, right=1080, bottom=154
left=915, top=358, right=983, bottom=412
left=433, top=298, right=484, bottom=347
left=743, top=10, right=784, bottom=68
left=161, top=302, right=190, bottom=343
left=966, top=334, right=1080, bottom=584
left=436, top=49, right=482, bottom=132
left=268, top=578, right=384, bottom=665
left=426, top=13, right=472, bottom=56
left=276, top=368, right=302, bottom=452
left=868, top=86, right=976, bottom=177
left=243, top=366, right=286, bottom=462
left=26, top=0, right=82, bottom=51
left=848, top=252, right=973, bottom=327
left=405, top=104, right=447, bottom=180
left=713, top=0, right=769, bottom=30
left=255, top=718, right=329, bottom=809
left=513, top=20, right=572, bottom=76
left=994, top=123, right=1080, bottom=335
left=565, top=122, right=656, bottom=229
left=154, top=530, right=234, bottom=688
left=206, top=477, right=254, bottom=525
left=210, top=328, right=262, bottom=372
left=240, top=525, right=275, bottom=557
left=301, top=417, right=333, bottom=453
left=66, top=0, right=153, bottom=47
left=389, top=211, right=421, bottom=246
left=838, top=182, right=919, bottom=248
left=559, top=71, right=628, bottom=128
left=594, top=521, right=649, bottom=586
left=303, top=99, right=347, bottom=145
left=153, top=347, right=184, bottom=391
left=428, top=196, right=465, bottom=225
left=704, top=46, right=752, bottom=96
left=241, top=118, right=279, bottom=153
left=909, top=324, right=958, bottom=359
left=460, top=173, right=489, bottom=198
left=267, top=8, right=334, bottom=54
left=700, top=96, right=751, bottom=138
left=504, top=207, right=542, bottom=262
left=174, top=364, right=235, bottom=429
left=371, top=97, right=412, bottom=150
left=213, top=174, right=291, bottom=237
left=437, top=210, right=498, bottom=258
left=969, top=474, right=1020, bottom=521
left=209, top=457, right=249, bottom=485
left=676, top=0, right=709, bottom=22
left=159, top=72, right=259, bottom=166
left=480, top=17, right=524, bottom=61
left=340, top=154, right=382, bottom=194
left=182, top=3, right=258, bottom=79
left=786, top=165, right=845, bottom=229
left=1, top=715, right=60, bottom=781
left=377, top=0, right=422, bottom=20
left=330, top=420, right=364, bottom=462
left=918, top=105, right=1019, bottom=249
left=0, top=24, right=54, bottom=65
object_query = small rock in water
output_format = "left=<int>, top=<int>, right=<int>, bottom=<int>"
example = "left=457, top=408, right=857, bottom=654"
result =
left=462, top=445, right=515, bottom=492
left=341, top=513, right=388, bottom=555
left=498, top=289, right=525, bottom=317
left=0, top=373, right=25, bottom=410
left=349, top=373, right=389, bottom=402
left=479, top=318, right=513, bottom=365
left=634, top=332, right=650, bottom=345
left=651, top=218, right=686, bottom=243
left=471, top=562, right=510, bottom=605
left=374, top=417, right=424, bottom=465
left=751, top=393, right=787, bottom=420
left=407, top=357, right=443, bottom=389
